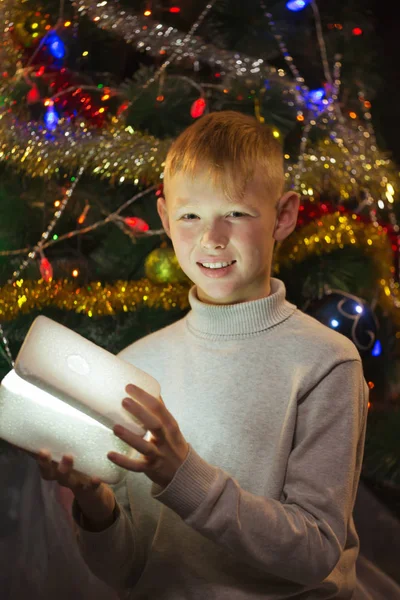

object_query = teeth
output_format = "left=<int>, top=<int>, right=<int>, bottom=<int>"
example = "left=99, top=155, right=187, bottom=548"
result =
left=201, top=261, right=233, bottom=269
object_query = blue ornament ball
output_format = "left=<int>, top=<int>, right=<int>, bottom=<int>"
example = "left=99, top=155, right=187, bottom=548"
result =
left=305, top=290, right=379, bottom=358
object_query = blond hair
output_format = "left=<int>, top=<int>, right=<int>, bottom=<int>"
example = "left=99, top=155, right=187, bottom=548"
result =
left=163, top=111, right=284, bottom=204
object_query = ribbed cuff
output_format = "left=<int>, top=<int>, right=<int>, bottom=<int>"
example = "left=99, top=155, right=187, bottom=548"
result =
left=151, top=445, right=218, bottom=519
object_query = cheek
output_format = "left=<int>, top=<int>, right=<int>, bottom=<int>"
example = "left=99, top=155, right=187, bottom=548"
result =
left=239, top=227, right=270, bottom=261
left=170, top=228, right=194, bottom=260
left=235, top=226, right=261, bottom=252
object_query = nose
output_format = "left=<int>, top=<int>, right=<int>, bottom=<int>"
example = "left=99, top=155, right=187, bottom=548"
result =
left=200, top=224, right=228, bottom=250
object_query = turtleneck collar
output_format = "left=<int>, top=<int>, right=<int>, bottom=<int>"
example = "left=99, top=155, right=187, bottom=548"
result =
left=185, top=278, right=296, bottom=339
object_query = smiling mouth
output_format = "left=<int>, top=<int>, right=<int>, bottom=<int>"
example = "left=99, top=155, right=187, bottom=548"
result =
left=197, top=260, right=236, bottom=269
left=197, top=261, right=237, bottom=277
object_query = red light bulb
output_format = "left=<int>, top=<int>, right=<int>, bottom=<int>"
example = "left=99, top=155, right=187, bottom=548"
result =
left=190, top=98, right=206, bottom=118
left=124, top=217, right=150, bottom=232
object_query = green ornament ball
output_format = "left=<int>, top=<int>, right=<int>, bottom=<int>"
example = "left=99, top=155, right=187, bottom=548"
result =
left=145, top=247, right=189, bottom=284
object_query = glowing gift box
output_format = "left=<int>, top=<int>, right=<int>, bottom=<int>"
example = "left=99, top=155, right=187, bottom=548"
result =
left=0, top=316, right=161, bottom=484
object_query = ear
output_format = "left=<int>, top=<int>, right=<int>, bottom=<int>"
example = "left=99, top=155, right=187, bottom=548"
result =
left=273, top=191, right=300, bottom=242
left=157, top=196, right=171, bottom=238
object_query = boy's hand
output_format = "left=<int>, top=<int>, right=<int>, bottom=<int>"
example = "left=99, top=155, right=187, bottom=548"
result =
left=35, top=450, right=103, bottom=494
left=108, top=384, right=189, bottom=489
left=34, top=451, right=116, bottom=531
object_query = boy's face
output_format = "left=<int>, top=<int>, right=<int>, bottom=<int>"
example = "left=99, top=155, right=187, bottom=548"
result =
left=157, top=171, right=299, bottom=305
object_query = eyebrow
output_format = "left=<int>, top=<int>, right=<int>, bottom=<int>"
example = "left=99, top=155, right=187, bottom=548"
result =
left=173, top=200, right=257, bottom=211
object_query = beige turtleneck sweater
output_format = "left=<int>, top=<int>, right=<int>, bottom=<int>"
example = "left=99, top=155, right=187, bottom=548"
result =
left=72, top=278, right=369, bottom=599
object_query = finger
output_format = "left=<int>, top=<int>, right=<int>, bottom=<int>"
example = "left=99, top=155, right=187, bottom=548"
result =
left=37, top=449, right=54, bottom=468
left=125, top=384, right=162, bottom=412
left=37, top=450, right=56, bottom=479
left=113, top=425, right=160, bottom=458
left=122, top=397, right=162, bottom=432
left=38, top=449, right=52, bottom=461
left=90, top=476, right=103, bottom=487
left=58, top=454, right=74, bottom=474
left=107, top=451, right=149, bottom=473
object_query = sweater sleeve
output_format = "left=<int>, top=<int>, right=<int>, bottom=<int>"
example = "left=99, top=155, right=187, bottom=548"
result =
left=151, top=359, right=368, bottom=586
left=71, top=475, right=145, bottom=591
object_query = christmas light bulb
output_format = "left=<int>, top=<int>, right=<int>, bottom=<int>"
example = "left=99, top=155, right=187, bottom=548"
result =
left=124, top=217, right=150, bottom=232
left=308, top=88, right=325, bottom=103
left=78, top=204, right=90, bottom=224
left=44, top=105, right=59, bottom=131
left=47, top=32, right=65, bottom=60
left=286, top=0, right=309, bottom=12
left=27, top=85, right=40, bottom=104
left=190, top=98, right=206, bottom=118
left=39, top=257, right=53, bottom=282
left=372, top=340, right=381, bottom=356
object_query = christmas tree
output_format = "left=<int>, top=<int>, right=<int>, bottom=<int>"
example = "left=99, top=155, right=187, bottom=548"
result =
left=0, top=0, right=399, bottom=499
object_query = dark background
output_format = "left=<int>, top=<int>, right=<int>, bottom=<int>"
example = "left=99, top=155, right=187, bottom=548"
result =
left=371, top=1, right=400, bottom=163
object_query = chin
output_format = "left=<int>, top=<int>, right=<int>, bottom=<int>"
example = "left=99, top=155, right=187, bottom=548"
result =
left=197, top=284, right=245, bottom=305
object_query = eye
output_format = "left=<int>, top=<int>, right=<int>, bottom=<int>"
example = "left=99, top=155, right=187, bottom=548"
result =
left=229, top=211, right=247, bottom=218
left=181, top=213, right=198, bottom=220
left=180, top=211, right=248, bottom=220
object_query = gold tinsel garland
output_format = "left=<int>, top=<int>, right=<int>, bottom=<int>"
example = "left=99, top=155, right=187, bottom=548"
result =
left=0, top=112, right=169, bottom=182
left=275, top=212, right=400, bottom=323
left=285, top=137, right=400, bottom=204
left=0, top=0, right=167, bottom=183
left=1, top=213, right=399, bottom=323
left=0, top=278, right=191, bottom=321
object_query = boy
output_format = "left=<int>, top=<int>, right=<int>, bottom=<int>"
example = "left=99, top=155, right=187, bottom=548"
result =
left=37, top=111, right=369, bottom=599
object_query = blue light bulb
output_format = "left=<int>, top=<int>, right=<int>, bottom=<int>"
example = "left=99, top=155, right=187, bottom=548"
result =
left=371, top=340, right=382, bottom=357
left=47, top=32, right=65, bottom=60
left=308, top=88, right=325, bottom=103
left=286, top=0, right=309, bottom=11
left=330, top=319, right=339, bottom=328
left=44, top=105, right=59, bottom=131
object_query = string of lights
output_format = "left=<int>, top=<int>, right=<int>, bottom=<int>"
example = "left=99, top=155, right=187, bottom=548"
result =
left=310, top=0, right=332, bottom=87
left=0, top=324, right=13, bottom=367
left=73, top=0, right=302, bottom=102
left=125, top=0, right=218, bottom=110
left=0, top=150, right=93, bottom=364
left=0, top=184, right=160, bottom=259
left=259, top=0, right=400, bottom=294
left=260, top=2, right=309, bottom=97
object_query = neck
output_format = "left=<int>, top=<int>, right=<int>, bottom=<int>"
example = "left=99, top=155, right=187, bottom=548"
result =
left=197, top=278, right=272, bottom=306
left=186, top=278, right=297, bottom=339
